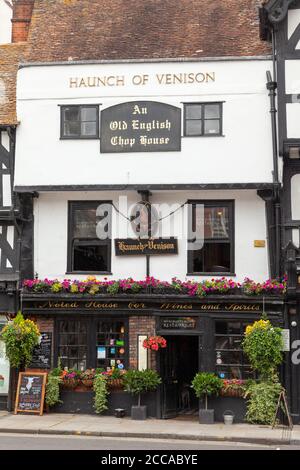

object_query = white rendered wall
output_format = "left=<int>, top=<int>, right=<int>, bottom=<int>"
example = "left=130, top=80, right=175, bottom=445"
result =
left=33, top=190, right=269, bottom=282
left=15, top=60, right=274, bottom=187
left=0, top=0, right=12, bottom=45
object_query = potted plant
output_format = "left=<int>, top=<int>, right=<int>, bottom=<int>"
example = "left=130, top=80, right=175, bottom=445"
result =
left=123, top=369, right=161, bottom=420
left=61, top=369, right=80, bottom=390
left=105, top=368, right=126, bottom=390
left=220, top=379, right=246, bottom=398
left=191, top=372, right=223, bottom=424
left=80, top=369, right=96, bottom=388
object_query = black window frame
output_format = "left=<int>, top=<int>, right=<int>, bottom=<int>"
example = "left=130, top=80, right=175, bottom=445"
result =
left=60, top=104, right=100, bottom=140
left=55, top=316, right=129, bottom=371
left=214, top=320, right=255, bottom=381
left=183, top=102, right=223, bottom=137
left=67, top=200, right=112, bottom=275
left=187, top=199, right=235, bottom=276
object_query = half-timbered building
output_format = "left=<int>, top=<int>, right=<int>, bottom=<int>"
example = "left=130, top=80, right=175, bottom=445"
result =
left=4, top=0, right=292, bottom=421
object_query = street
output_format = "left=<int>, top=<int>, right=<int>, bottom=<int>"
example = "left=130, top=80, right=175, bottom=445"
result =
left=0, top=433, right=298, bottom=450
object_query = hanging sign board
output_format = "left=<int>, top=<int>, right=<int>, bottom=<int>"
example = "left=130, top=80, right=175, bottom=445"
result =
left=100, top=101, right=181, bottom=153
left=30, top=332, right=52, bottom=369
left=14, top=372, right=47, bottom=415
left=115, top=238, right=178, bottom=256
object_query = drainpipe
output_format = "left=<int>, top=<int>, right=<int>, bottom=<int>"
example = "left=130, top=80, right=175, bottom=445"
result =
left=266, top=48, right=281, bottom=277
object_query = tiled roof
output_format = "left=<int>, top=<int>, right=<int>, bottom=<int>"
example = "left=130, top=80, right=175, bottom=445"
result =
left=24, top=0, right=271, bottom=62
left=0, top=43, right=25, bottom=126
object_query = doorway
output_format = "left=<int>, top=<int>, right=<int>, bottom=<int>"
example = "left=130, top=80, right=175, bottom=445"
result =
left=160, top=335, right=200, bottom=418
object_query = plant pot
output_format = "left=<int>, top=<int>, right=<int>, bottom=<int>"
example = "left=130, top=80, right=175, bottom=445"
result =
left=131, top=405, right=147, bottom=420
left=199, top=409, right=214, bottom=424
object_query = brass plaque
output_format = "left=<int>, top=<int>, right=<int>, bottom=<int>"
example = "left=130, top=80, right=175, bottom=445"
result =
left=254, top=240, right=266, bottom=248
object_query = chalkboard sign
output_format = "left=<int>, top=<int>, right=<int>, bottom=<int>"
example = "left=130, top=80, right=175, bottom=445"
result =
left=30, top=332, right=52, bottom=369
left=14, top=372, right=47, bottom=415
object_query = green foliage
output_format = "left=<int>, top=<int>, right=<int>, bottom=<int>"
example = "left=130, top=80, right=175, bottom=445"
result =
left=191, top=373, right=223, bottom=406
left=244, top=381, right=283, bottom=425
left=0, top=312, right=40, bottom=368
left=93, top=373, right=109, bottom=414
left=45, top=374, right=62, bottom=407
left=107, top=282, right=120, bottom=295
left=242, top=319, right=283, bottom=380
left=123, top=369, right=161, bottom=407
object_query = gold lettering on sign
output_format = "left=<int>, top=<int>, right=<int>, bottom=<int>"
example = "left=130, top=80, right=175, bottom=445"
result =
left=160, top=303, right=193, bottom=310
left=84, top=301, right=119, bottom=309
left=128, top=302, right=146, bottom=309
left=69, top=76, right=125, bottom=88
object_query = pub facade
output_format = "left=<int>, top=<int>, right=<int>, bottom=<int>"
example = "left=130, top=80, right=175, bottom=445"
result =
left=6, top=0, right=292, bottom=420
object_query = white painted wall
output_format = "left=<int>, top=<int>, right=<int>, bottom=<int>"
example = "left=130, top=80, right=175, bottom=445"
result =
left=15, top=60, right=274, bottom=187
left=33, top=190, right=269, bottom=282
left=0, top=0, right=12, bottom=45
left=288, top=8, right=300, bottom=48
left=291, top=173, right=300, bottom=220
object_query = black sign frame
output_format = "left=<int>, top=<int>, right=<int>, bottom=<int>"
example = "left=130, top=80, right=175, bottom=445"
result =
left=100, top=101, right=181, bottom=153
left=115, top=238, right=178, bottom=256
left=14, top=372, right=47, bottom=415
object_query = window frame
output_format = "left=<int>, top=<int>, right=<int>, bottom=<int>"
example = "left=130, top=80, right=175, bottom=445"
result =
left=60, top=104, right=100, bottom=140
left=183, top=102, right=223, bottom=137
left=54, top=317, right=129, bottom=371
left=67, top=200, right=112, bottom=275
left=214, top=320, right=254, bottom=380
left=187, top=199, right=235, bottom=276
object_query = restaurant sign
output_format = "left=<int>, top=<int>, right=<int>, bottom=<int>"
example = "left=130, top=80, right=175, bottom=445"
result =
left=100, top=101, right=181, bottom=153
left=160, top=317, right=197, bottom=330
left=115, top=238, right=178, bottom=256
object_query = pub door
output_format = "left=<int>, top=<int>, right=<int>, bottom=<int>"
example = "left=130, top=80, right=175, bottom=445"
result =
left=160, top=335, right=200, bottom=419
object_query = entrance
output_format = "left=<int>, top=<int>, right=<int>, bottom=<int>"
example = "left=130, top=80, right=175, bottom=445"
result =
left=160, top=335, right=200, bottom=418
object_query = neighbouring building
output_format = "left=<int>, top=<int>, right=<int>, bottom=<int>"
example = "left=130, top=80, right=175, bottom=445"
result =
left=3, top=0, right=293, bottom=421
left=0, top=0, right=34, bottom=409
left=260, top=0, right=300, bottom=424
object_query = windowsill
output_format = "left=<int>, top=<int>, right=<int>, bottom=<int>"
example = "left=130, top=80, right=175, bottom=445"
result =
left=60, top=136, right=99, bottom=140
left=186, top=272, right=236, bottom=277
left=65, top=272, right=113, bottom=275
left=182, top=134, right=225, bottom=138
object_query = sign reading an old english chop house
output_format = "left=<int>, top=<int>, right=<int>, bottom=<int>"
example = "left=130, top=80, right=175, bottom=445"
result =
left=100, top=101, right=181, bottom=153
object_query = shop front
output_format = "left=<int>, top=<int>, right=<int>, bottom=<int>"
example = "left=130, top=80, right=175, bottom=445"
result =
left=18, top=291, right=285, bottom=421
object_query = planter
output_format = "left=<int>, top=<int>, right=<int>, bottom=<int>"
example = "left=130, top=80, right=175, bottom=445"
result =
left=107, top=379, right=124, bottom=390
left=220, top=389, right=244, bottom=398
left=199, top=409, right=214, bottom=424
left=61, top=378, right=79, bottom=390
left=81, top=379, right=94, bottom=388
left=131, top=405, right=147, bottom=420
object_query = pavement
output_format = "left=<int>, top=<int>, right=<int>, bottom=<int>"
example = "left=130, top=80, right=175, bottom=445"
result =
left=0, top=411, right=299, bottom=446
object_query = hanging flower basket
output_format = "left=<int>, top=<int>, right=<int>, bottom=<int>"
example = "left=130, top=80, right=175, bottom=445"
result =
left=143, top=336, right=167, bottom=351
left=220, top=379, right=246, bottom=398
left=62, top=378, right=80, bottom=390
left=106, top=378, right=124, bottom=390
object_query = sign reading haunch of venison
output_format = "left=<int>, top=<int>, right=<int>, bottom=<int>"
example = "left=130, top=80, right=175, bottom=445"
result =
left=100, top=101, right=181, bottom=153
left=14, top=372, right=47, bottom=415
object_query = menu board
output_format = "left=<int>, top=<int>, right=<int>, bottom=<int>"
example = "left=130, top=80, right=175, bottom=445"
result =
left=14, top=372, right=47, bottom=415
left=30, top=332, right=52, bottom=369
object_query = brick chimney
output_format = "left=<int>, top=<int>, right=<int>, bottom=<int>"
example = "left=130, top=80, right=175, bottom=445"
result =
left=11, top=0, right=34, bottom=43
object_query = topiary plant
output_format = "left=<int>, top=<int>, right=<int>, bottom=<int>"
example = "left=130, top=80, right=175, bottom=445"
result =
left=0, top=312, right=40, bottom=368
left=123, top=369, right=161, bottom=407
left=191, top=372, right=223, bottom=410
